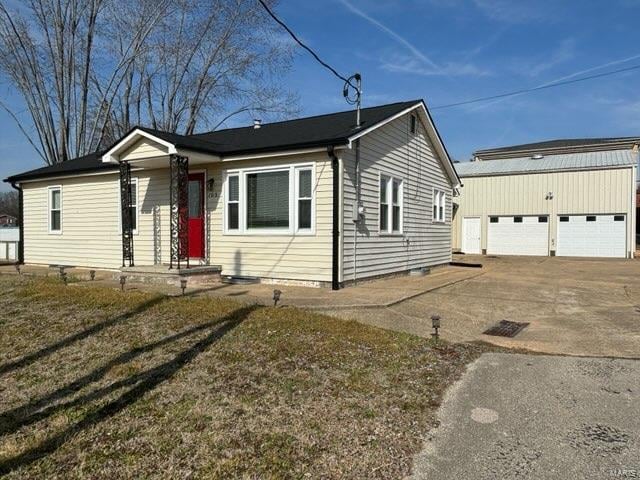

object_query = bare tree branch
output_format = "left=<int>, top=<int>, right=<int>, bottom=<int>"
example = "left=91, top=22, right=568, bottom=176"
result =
left=0, top=0, right=297, bottom=166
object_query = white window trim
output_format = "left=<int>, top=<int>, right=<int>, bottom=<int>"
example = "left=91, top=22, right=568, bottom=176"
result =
left=432, top=187, right=447, bottom=223
left=48, top=185, right=62, bottom=235
left=294, top=166, right=315, bottom=234
left=118, top=177, right=139, bottom=235
left=225, top=172, right=240, bottom=233
left=378, top=173, right=404, bottom=236
left=223, top=162, right=316, bottom=236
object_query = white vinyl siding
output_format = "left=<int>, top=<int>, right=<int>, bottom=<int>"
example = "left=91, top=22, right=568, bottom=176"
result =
left=23, top=170, right=171, bottom=269
left=211, top=154, right=332, bottom=282
left=343, top=112, right=454, bottom=281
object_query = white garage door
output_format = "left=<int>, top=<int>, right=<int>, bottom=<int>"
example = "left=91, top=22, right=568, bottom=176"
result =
left=487, top=216, right=549, bottom=256
left=556, top=215, right=626, bottom=258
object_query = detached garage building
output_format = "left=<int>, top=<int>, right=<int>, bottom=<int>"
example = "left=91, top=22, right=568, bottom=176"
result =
left=452, top=138, right=638, bottom=258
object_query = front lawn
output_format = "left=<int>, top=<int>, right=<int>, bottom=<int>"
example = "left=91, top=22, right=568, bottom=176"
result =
left=0, top=275, right=483, bottom=479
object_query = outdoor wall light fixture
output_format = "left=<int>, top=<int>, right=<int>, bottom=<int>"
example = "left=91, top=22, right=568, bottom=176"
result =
left=89, top=270, right=96, bottom=281
left=207, top=178, right=215, bottom=192
left=119, top=275, right=127, bottom=291
left=273, top=289, right=282, bottom=307
left=431, top=315, right=441, bottom=341
left=180, top=279, right=188, bottom=296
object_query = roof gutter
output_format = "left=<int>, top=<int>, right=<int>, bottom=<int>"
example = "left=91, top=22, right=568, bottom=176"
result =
left=9, top=181, right=24, bottom=264
left=327, top=146, right=341, bottom=290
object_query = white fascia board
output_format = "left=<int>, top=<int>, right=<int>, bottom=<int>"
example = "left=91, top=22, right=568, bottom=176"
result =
left=346, top=102, right=461, bottom=189
left=101, top=128, right=178, bottom=163
left=220, top=145, right=348, bottom=162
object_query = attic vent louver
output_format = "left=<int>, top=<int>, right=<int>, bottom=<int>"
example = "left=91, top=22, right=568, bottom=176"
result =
left=531, top=154, right=544, bottom=160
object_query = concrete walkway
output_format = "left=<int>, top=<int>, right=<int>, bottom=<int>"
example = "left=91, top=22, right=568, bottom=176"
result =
left=410, top=353, right=640, bottom=480
left=0, top=263, right=483, bottom=309
left=327, top=255, right=640, bottom=358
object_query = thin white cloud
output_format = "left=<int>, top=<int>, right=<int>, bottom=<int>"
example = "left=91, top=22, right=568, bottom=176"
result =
left=538, top=52, right=640, bottom=87
left=382, top=54, right=490, bottom=77
left=337, top=0, right=440, bottom=71
left=466, top=51, right=640, bottom=112
left=527, top=38, right=576, bottom=77
left=471, top=0, right=546, bottom=23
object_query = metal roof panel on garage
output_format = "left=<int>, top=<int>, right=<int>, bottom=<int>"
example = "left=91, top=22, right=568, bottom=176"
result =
left=454, top=150, right=639, bottom=177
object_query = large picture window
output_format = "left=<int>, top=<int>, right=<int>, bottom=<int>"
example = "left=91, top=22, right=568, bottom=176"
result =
left=247, top=170, right=290, bottom=229
left=48, top=186, right=62, bottom=234
left=379, top=174, right=403, bottom=234
left=224, top=164, right=315, bottom=234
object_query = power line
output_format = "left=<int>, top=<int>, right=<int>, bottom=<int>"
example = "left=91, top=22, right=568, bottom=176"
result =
left=256, top=0, right=355, bottom=88
left=431, top=63, right=640, bottom=110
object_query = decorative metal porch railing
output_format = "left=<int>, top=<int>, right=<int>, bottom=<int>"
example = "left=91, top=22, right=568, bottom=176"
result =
left=119, top=161, right=134, bottom=267
left=170, top=154, right=189, bottom=269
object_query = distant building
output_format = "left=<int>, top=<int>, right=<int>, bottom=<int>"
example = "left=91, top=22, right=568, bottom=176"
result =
left=0, top=214, right=17, bottom=227
left=453, top=137, right=638, bottom=258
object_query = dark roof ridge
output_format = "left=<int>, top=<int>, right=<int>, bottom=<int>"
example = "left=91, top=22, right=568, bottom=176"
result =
left=476, top=136, right=640, bottom=156
left=191, top=100, right=421, bottom=136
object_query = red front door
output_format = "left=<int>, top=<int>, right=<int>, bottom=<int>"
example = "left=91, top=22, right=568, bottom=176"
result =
left=188, top=173, right=205, bottom=258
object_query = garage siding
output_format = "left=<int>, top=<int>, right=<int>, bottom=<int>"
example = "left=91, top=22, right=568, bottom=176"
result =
left=452, top=166, right=636, bottom=257
left=342, top=113, right=454, bottom=282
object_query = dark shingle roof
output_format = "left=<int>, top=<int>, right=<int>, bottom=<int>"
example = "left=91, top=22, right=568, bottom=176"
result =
left=476, top=136, right=640, bottom=156
left=6, top=101, right=420, bottom=183
left=5, top=151, right=117, bottom=183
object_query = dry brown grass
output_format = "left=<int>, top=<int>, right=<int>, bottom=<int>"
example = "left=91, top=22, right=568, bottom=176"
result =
left=0, top=274, right=485, bottom=479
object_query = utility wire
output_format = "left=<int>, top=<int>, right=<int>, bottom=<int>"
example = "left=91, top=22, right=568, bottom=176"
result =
left=432, top=63, right=640, bottom=110
left=256, top=0, right=356, bottom=89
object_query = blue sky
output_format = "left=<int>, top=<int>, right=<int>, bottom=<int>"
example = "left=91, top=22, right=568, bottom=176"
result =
left=2, top=0, right=640, bottom=190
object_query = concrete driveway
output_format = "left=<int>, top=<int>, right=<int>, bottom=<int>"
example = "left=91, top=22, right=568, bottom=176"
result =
left=327, top=255, right=640, bottom=358
left=410, top=353, right=640, bottom=480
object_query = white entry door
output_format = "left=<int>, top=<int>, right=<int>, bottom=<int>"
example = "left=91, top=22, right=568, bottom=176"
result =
left=461, top=217, right=481, bottom=254
left=556, top=215, right=626, bottom=258
left=487, top=215, right=549, bottom=256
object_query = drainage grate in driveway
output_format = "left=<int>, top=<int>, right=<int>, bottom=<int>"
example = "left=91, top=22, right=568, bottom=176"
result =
left=483, top=320, right=529, bottom=338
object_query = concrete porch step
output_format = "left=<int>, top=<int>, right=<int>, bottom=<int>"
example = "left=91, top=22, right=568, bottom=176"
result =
left=117, top=264, right=222, bottom=287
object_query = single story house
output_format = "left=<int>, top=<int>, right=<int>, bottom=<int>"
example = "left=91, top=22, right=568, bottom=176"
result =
left=5, top=100, right=460, bottom=288
left=0, top=213, right=17, bottom=226
left=453, top=137, right=638, bottom=258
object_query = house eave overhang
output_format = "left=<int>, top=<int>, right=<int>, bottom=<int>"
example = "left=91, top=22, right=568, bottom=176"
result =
left=346, top=101, right=461, bottom=189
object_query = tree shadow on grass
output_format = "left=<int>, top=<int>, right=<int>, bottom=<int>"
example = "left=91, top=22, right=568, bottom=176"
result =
left=0, top=283, right=234, bottom=378
left=0, top=294, right=167, bottom=377
left=0, top=304, right=258, bottom=476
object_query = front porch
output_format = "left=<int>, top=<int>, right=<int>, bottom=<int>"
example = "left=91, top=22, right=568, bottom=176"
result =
left=120, top=264, right=222, bottom=287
